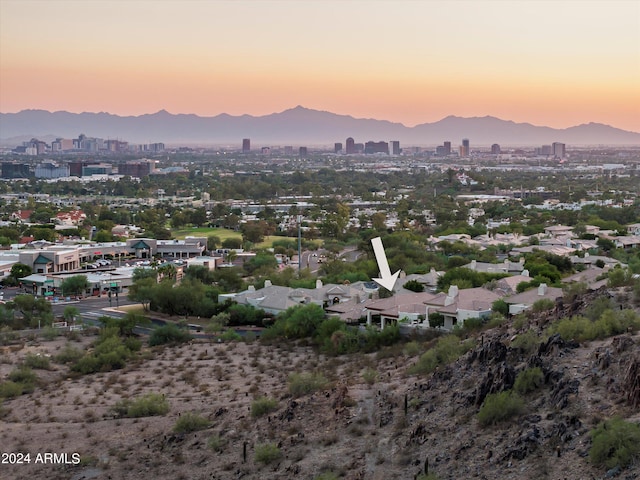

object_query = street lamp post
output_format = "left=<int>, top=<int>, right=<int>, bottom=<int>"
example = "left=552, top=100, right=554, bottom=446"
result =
left=297, top=215, right=302, bottom=273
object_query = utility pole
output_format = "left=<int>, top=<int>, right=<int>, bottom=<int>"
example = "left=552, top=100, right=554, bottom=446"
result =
left=297, top=215, right=302, bottom=274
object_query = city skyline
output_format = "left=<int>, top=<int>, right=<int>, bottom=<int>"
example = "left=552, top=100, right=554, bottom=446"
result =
left=1, top=0, right=639, bottom=132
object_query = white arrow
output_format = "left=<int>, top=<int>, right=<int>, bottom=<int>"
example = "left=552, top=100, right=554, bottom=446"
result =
left=371, top=237, right=400, bottom=291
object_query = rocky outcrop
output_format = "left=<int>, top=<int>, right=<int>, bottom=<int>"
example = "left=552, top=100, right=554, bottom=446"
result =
left=623, top=353, right=640, bottom=408
left=537, top=333, right=579, bottom=356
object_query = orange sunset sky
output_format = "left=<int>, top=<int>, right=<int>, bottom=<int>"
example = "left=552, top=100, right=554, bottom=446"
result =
left=1, top=0, right=639, bottom=132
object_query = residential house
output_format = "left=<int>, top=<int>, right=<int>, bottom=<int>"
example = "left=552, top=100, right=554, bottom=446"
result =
left=464, top=258, right=525, bottom=275
left=613, top=236, right=640, bottom=250
left=493, top=271, right=531, bottom=295
left=53, top=210, right=86, bottom=227
left=425, top=286, right=502, bottom=330
left=395, top=268, right=443, bottom=293
left=226, top=280, right=373, bottom=317
left=544, top=225, right=573, bottom=237
left=10, top=210, right=32, bottom=223
left=361, top=292, right=437, bottom=329
left=503, top=283, right=564, bottom=315
left=360, top=285, right=502, bottom=331
left=626, top=223, right=640, bottom=236
left=562, top=267, right=608, bottom=291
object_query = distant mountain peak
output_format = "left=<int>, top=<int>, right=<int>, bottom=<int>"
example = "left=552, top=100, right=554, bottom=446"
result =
left=1, top=108, right=638, bottom=146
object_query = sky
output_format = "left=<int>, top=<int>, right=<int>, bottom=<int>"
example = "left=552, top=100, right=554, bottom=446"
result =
left=1, top=0, right=639, bottom=131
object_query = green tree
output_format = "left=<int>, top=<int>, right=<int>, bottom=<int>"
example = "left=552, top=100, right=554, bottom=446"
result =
left=10, top=263, right=32, bottom=282
left=60, top=275, right=89, bottom=296
left=132, top=267, right=157, bottom=283
left=62, top=305, right=80, bottom=323
left=371, top=212, right=386, bottom=231
left=10, top=295, right=53, bottom=328
left=101, top=312, right=150, bottom=336
left=157, top=263, right=177, bottom=281
left=207, top=235, right=221, bottom=251
left=188, top=208, right=207, bottom=227
left=403, top=280, right=425, bottom=292
left=128, top=277, right=156, bottom=311
left=221, top=237, right=242, bottom=249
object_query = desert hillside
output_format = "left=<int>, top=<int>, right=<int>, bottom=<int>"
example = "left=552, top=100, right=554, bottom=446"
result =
left=1, top=294, right=639, bottom=480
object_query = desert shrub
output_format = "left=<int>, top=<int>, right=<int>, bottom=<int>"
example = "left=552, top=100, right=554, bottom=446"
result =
left=73, top=344, right=130, bottom=373
left=54, top=344, right=84, bottom=364
left=589, top=417, right=640, bottom=469
left=403, top=341, right=420, bottom=357
left=112, top=393, right=169, bottom=418
left=532, top=298, right=555, bottom=313
left=72, top=329, right=138, bottom=374
left=22, top=353, right=51, bottom=370
left=251, top=396, right=278, bottom=417
left=264, top=307, right=402, bottom=355
left=486, top=313, right=506, bottom=328
left=8, top=366, right=37, bottom=385
left=220, top=329, right=242, bottom=342
left=362, top=368, right=378, bottom=385
left=173, top=412, right=210, bottom=433
left=547, top=309, right=640, bottom=343
left=583, top=296, right=615, bottom=321
left=492, top=298, right=509, bottom=316
left=123, top=336, right=142, bottom=352
left=254, top=442, right=282, bottom=465
left=416, top=474, right=441, bottom=480
left=408, top=335, right=474, bottom=376
left=149, top=324, right=192, bottom=346
left=514, top=367, right=544, bottom=394
left=0, top=380, right=24, bottom=398
left=315, top=316, right=345, bottom=342
left=512, top=314, right=528, bottom=330
left=288, top=372, right=328, bottom=398
left=452, top=317, right=484, bottom=337
left=477, top=391, right=525, bottom=426
left=362, top=324, right=401, bottom=352
left=510, top=329, right=541, bottom=354
left=41, top=326, right=59, bottom=341
left=208, top=434, right=227, bottom=452
left=314, top=473, right=339, bottom=480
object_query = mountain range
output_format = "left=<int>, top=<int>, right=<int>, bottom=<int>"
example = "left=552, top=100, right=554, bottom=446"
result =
left=1, top=106, right=639, bottom=147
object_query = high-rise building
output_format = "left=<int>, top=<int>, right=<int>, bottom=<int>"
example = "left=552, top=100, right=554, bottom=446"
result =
left=242, top=138, right=251, bottom=153
left=345, top=137, right=355, bottom=154
left=334, top=142, right=342, bottom=153
left=459, top=138, right=470, bottom=157
left=51, top=138, right=74, bottom=152
left=299, top=146, right=307, bottom=156
left=390, top=141, right=400, bottom=155
left=552, top=142, right=566, bottom=159
left=118, top=159, right=155, bottom=178
left=444, top=141, right=451, bottom=155
left=491, top=144, right=501, bottom=154
left=284, top=146, right=294, bottom=155
left=35, top=161, right=70, bottom=179
left=364, top=141, right=389, bottom=154
left=1, top=163, right=30, bottom=179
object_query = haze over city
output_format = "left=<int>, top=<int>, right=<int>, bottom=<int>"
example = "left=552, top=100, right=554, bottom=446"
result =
left=1, top=0, right=639, bottom=133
